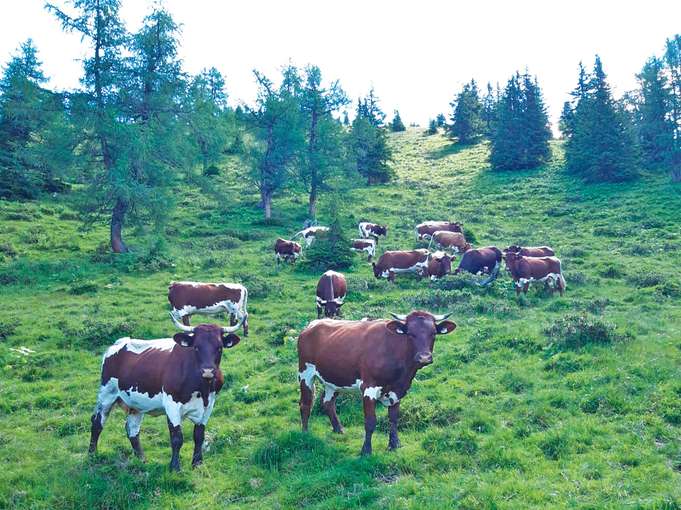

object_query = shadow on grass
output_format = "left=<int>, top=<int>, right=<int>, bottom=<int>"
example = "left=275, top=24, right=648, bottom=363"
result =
left=425, top=140, right=469, bottom=160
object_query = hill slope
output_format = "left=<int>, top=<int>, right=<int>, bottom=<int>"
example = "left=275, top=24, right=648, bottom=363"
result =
left=1, top=129, right=680, bottom=509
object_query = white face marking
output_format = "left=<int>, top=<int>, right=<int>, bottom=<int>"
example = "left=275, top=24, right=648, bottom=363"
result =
left=363, top=386, right=383, bottom=400
left=103, top=338, right=176, bottom=361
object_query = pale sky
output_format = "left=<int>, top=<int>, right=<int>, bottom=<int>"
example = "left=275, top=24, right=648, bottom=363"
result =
left=1, top=0, right=679, bottom=130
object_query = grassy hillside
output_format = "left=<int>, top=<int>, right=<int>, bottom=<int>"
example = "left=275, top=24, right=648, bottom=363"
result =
left=1, top=129, right=680, bottom=509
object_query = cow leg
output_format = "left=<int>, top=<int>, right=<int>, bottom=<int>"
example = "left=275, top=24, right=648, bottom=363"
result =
left=523, top=282, right=530, bottom=294
left=321, top=387, right=344, bottom=434
left=361, top=396, right=377, bottom=455
left=515, top=283, right=521, bottom=297
left=229, top=314, right=236, bottom=326
left=388, top=271, right=395, bottom=283
left=88, top=381, right=119, bottom=454
left=181, top=315, right=190, bottom=327
left=317, top=305, right=322, bottom=319
left=126, top=411, right=145, bottom=461
left=191, top=424, right=205, bottom=468
left=388, top=402, right=401, bottom=450
left=299, top=380, right=314, bottom=432
left=167, top=417, right=183, bottom=472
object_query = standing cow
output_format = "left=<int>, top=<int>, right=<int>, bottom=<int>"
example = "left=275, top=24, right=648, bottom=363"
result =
left=316, top=270, right=347, bottom=318
left=415, top=221, right=463, bottom=241
left=298, top=311, right=457, bottom=455
left=429, top=231, right=471, bottom=254
left=358, top=222, right=388, bottom=240
left=351, top=238, right=376, bottom=261
left=505, top=251, right=566, bottom=296
left=454, top=246, right=503, bottom=285
left=168, top=281, right=249, bottom=336
left=425, top=251, right=453, bottom=280
left=274, top=238, right=302, bottom=263
left=88, top=318, right=241, bottom=471
left=294, top=226, right=329, bottom=247
left=504, top=245, right=555, bottom=257
left=372, top=249, right=430, bottom=282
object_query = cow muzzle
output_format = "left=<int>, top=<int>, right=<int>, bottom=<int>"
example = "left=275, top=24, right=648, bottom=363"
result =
left=415, top=352, right=433, bottom=366
left=201, top=368, right=215, bottom=379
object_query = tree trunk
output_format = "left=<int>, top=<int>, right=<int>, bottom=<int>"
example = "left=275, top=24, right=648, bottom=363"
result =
left=111, top=197, right=129, bottom=253
left=263, top=191, right=272, bottom=220
left=308, top=183, right=317, bottom=218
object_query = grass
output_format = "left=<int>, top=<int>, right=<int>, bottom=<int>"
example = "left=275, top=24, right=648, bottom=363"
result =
left=1, top=129, right=680, bottom=509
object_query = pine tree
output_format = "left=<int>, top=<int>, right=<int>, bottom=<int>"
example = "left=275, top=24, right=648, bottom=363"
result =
left=350, top=90, right=393, bottom=185
left=342, top=110, right=350, bottom=126
left=301, top=199, right=353, bottom=271
left=559, top=101, right=574, bottom=139
left=448, top=79, right=483, bottom=143
left=481, top=82, right=497, bottom=137
left=425, top=119, right=438, bottom=135
left=565, top=56, right=639, bottom=182
left=390, top=110, right=406, bottom=132
left=636, top=57, right=674, bottom=167
left=435, top=113, right=446, bottom=127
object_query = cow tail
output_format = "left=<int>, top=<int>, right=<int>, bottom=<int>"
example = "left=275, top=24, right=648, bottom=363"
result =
left=558, top=260, right=566, bottom=291
left=427, top=236, right=434, bottom=251
left=478, top=260, right=501, bottom=287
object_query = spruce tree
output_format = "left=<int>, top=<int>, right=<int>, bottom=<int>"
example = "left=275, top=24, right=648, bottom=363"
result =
left=481, top=82, right=497, bottom=137
left=636, top=57, right=674, bottom=167
left=436, top=113, right=446, bottom=127
left=350, top=90, right=393, bottom=185
left=564, top=57, right=639, bottom=182
left=448, top=79, right=483, bottom=144
left=390, top=110, right=406, bottom=132
left=426, top=119, right=438, bottom=135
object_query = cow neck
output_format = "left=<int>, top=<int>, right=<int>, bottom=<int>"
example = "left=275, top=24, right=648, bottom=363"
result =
left=170, top=346, right=215, bottom=405
left=386, top=333, right=422, bottom=397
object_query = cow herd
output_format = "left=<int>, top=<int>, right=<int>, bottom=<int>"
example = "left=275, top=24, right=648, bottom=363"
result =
left=89, top=218, right=566, bottom=471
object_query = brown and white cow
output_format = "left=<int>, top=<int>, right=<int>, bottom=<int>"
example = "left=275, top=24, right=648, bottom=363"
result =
left=429, top=230, right=472, bottom=254
left=351, top=238, right=376, bottom=261
left=88, top=318, right=241, bottom=471
left=425, top=251, right=453, bottom=280
left=454, top=246, right=503, bottom=285
left=168, top=281, right=248, bottom=336
left=316, top=270, right=347, bottom=318
left=274, top=238, right=302, bottom=263
left=415, top=221, right=463, bottom=241
left=504, top=245, right=555, bottom=258
left=505, top=251, right=566, bottom=296
left=359, top=222, right=388, bottom=240
left=298, top=311, right=457, bottom=455
left=294, top=226, right=330, bottom=247
left=372, top=249, right=430, bottom=282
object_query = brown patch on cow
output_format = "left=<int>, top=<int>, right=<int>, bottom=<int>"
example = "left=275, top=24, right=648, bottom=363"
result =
left=505, top=252, right=565, bottom=296
left=372, top=250, right=429, bottom=281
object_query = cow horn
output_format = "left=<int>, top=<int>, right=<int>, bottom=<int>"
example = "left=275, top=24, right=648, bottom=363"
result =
left=390, top=313, right=408, bottom=321
left=169, top=312, right=195, bottom=332
left=221, top=316, right=243, bottom=334
left=432, top=312, right=452, bottom=322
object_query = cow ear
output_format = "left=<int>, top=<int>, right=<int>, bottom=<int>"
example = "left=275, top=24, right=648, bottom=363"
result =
left=386, top=320, right=408, bottom=335
left=173, top=333, right=194, bottom=347
left=436, top=321, right=457, bottom=335
left=223, top=333, right=241, bottom=348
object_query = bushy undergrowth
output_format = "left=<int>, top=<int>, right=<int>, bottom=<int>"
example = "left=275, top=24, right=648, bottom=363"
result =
left=544, top=313, right=629, bottom=351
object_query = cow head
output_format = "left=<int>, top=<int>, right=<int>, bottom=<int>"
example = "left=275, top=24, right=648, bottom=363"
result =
left=371, top=262, right=381, bottom=279
left=170, top=315, right=241, bottom=380
left=504, top=250, right=522, bottom=271
left=293, top=242, right=302, bottom=254
left=504, top=245, right=522, bottom=256
left=374, top=225, right=388, bottom=237
left=386, top=311, right=457, bottom=367
left=428, top=252, right=452, bottom=278
left=318, top=298, right=343, bottom=318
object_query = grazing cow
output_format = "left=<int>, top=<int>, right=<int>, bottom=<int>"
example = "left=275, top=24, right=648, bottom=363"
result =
left=351, top=238, right=376, bottom=261
left=425, top=251, right=453, bottom=281
left=294, top=226, right=330, bottom=247
left=415, top=221, right=463, bottom=241
left=168, top=281, right=249, bottom=336
left=454, top=246, right=503, bottom=285
left=429, top=230, right=471, bottom=254
left=359, top=222, right=388, bottom=240
left=274, top=238, right=302, bottom=263
left=505, top=251, right=566, bottom=296
left=372, top=249, right=430, bottom=282
left=504, top=245, right=555, bottom=257
left=88, top=318, right=241, bottom=471
left=298, top=311, right=457, bottom=455
left=316, top=270, right=348, bottom=318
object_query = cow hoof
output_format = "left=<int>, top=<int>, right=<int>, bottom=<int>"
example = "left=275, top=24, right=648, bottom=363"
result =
left=388, top=440, right=401, bottom=451
left=332, top=427, right=344, bottom=434
left=192, top=459, right=203, bottom=468
left=360, top=446, right=372, bottom=456
left=169, top=463, right=181, bottom=472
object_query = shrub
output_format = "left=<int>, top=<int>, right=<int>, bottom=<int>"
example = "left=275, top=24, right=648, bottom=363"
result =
left=627, top=272, right=665, bottom=288
left=234, top=272, right=283, bottom=299
left=0, top=242, right=17, bottom=258
left=544, top=313, right=628, bottom=351
left=203, top=165, right=220, bottom=176
left=67, top=280, right=98, bottom=295
left=0, top=319, right=19, bottom=341
left=300, top=207, right=353, bottom=271
left=57, top=318, right=136, bottom=350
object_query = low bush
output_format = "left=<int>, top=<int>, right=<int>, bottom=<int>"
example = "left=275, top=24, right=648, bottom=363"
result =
left=544, top=313, right=629, bottom=351
left=67, top=280, right=98, bottom=295
left=57, top=318, right=136, bottom=350
left=234, top=272, right=283, bottom=299
left=627, top=272, right=665, bottom=288
left=0, top=242, right=17, bottom=258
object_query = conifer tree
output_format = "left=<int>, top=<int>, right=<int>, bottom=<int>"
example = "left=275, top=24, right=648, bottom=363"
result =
left=636, top=57, right=674, bottom=167
left=390, top=110, right=406, bottom=132
left=448, top=79, right=483, bottom=143
left=435, top=113, right=446, bottom=127
left=426, top=119, right=438, bottom=135
left=481, top=82, right=497, bottom=136
left=350, top=90, right=393, bottom=185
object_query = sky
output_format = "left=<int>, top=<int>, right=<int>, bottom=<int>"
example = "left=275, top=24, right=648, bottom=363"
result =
left=1, top=0, right=679, bottom=131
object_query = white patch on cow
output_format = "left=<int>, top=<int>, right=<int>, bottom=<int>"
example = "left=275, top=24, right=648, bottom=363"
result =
left=516, top=273, right=560, bottom=288
left=298, top=362, right=317, bottom=389
left=351, top=238, right=376, bottom=258
left=381, top=259, right=429, bottom=278
left=363, top=386, right=383, bottom=400
left=298, top=362, right=368, bottom=402
left=380, top=391, right=399, bottom=406
left=316, top=295, right=345, bottom=305
left=125, top=412, right=144, bottom=438
left=170, top=283, right=248, bottom=327
left=103, top=337, right=176, bottom=361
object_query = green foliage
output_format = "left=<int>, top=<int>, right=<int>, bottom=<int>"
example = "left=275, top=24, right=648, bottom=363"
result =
left=351, top=89, right=394, bottom=185
left=489, top=72, right=552, bottom=170
left=448, top=79, right=484, bottom=143
left=425, top=119, right=438, bottom=135
left=544, top=313, right=628, bottom=350
left=300, top=202, right=353, bottom=271
left=389, top=110, right=406, bottom=132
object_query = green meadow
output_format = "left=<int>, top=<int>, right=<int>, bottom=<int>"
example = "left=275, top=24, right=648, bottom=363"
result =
left=1, top=129, right=680, bottom=509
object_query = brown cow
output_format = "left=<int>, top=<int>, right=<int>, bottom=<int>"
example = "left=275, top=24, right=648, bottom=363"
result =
left=274, top=238, right=302, bottom=263
left=351, top=238, right=376, bottom=261
left=504, top=245, right=555, bottom=257
left=415, top=221, right=463, bottom=241
left=505, top=251, right=566, bottom=296
left=430, top=231, right=471, bottom=254
left=294, top=226, right=329, bottom=247
left=372, top=249, right=430, bottom=282
left=359, top=222, right=388, bottom=240
left=298, top=311, right=457, bottom=455
left=88, top=318, right=241, bottom=471
left=425, top=251, right=453, bottom=280
left=316, top=270, right=348, bottom=318
left=454, top=246, right=503, bottom=286
left=168, top=281, right=248, bottom=336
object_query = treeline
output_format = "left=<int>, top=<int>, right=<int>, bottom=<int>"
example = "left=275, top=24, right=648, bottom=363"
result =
left=431, top=35, right=681, bottom=181
left=0, top=0, right=392, bottom=251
